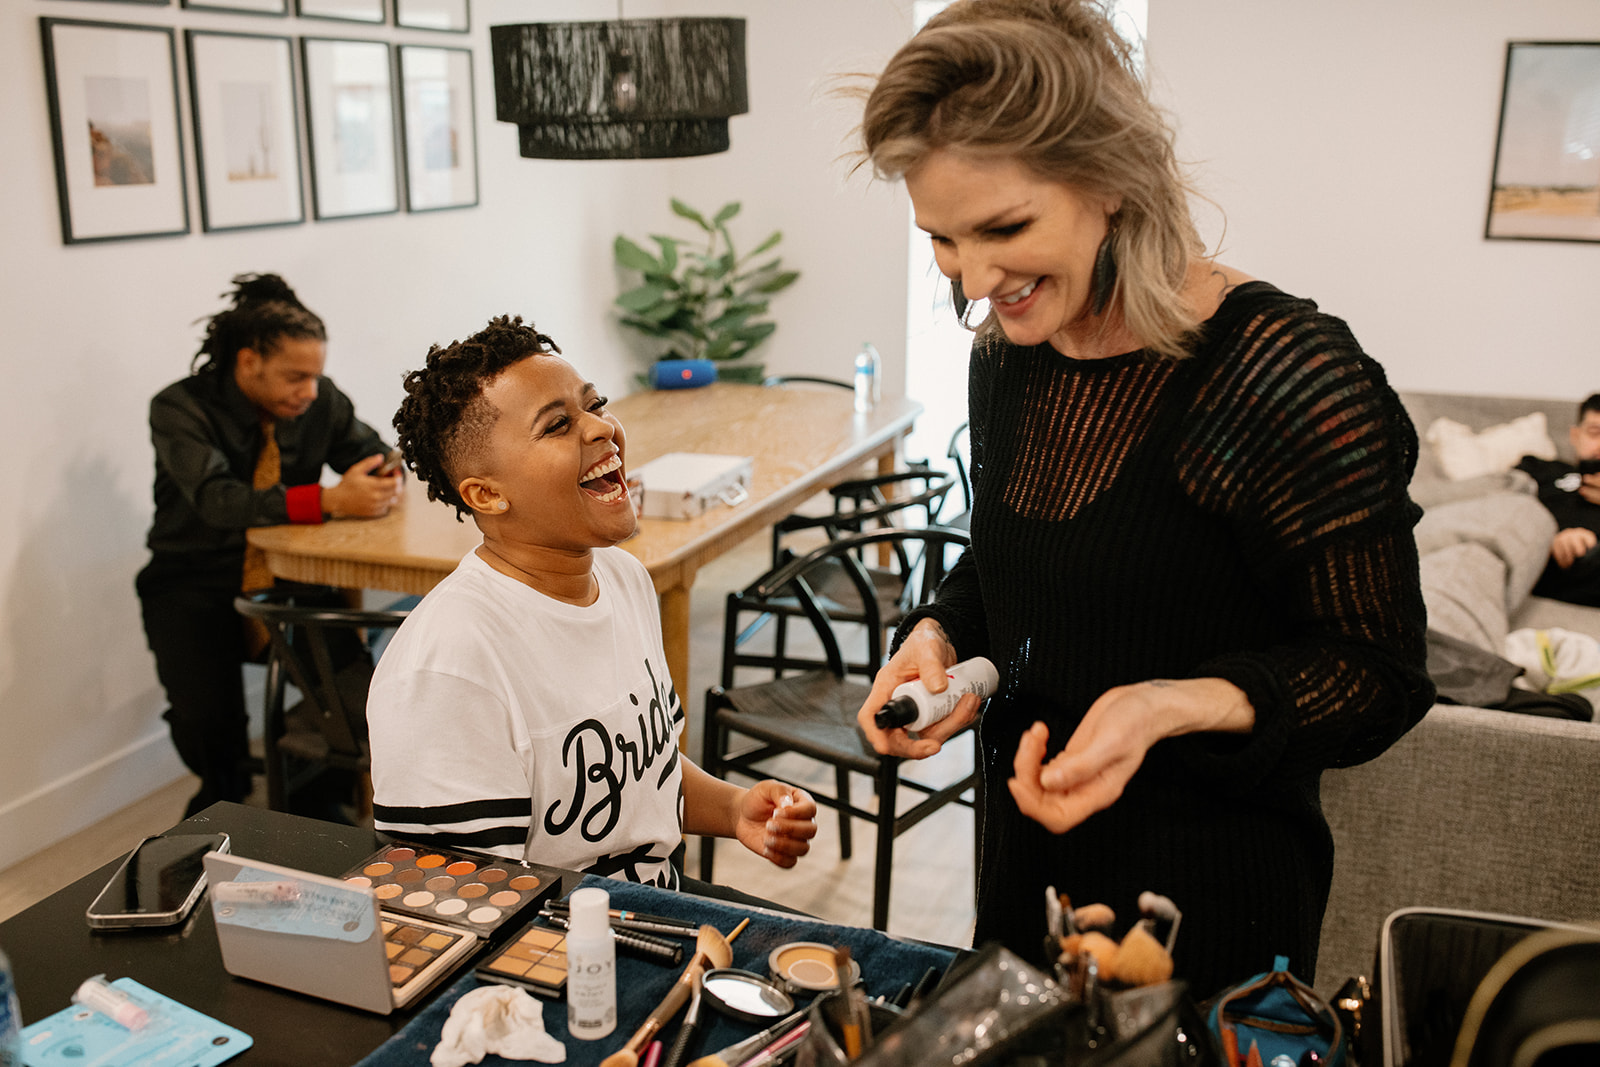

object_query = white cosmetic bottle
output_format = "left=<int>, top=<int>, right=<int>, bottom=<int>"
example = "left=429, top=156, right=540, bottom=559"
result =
left=874, top=656, right=999, bottom=731
left=565, top=887, right=617, bottom=1040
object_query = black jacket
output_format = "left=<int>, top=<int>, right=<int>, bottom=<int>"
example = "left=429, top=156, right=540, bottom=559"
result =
left=143, top=368, right=387, bottom=580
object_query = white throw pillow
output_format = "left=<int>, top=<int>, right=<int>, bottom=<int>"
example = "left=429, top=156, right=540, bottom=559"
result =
left=1426, top=413, right=1557, bottom=481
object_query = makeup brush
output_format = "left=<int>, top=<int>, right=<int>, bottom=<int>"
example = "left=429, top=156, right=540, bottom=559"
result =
left=685, top=1005, right=808, bottom=1067
left=1137, top=890, right=1183, bottom=955
left=1112, top=921, right=1173, bottom=986
left=600, top=919, right=749, bottom=1067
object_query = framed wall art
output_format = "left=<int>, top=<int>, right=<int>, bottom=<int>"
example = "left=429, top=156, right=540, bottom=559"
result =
left=181, top=0, right=288, bottom=14
left=186, top=31, right=304, bottom=232
left=1485, top=41, right=1600, bottom=243
left=395, top=0, right=467, bottom=33
left=301, top=37, right=398, bottom=220
left=40, top=18, right=190, bottom=244
left=297, top=0, right=384, bottom=24
left=397, top=45, right=477, bottom=212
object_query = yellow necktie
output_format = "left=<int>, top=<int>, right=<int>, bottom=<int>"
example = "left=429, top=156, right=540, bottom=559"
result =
left=241, top=418, right=279, bottom=655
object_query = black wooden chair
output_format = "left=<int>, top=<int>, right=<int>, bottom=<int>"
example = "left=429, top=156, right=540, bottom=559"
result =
left=700, top=526, right=978, bottom=930
left=234, top=589, right=410, bottom=816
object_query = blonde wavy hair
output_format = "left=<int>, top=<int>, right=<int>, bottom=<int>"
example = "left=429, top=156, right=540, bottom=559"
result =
left=860, top=0, right=1205, bottom=358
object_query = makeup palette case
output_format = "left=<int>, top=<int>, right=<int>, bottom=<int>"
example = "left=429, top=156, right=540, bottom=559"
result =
left=630, top=452, right=752, bottom=520
left=204, top=846, right=559, bottom=1014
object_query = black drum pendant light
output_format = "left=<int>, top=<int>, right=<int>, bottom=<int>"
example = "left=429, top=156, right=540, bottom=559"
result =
left=490, top=17, right=748, bottom=160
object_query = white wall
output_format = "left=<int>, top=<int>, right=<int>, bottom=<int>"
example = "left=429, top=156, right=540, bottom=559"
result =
left=0, top=0, right=913, bottom=864
left=1145, top=0, right=1600, bottom=400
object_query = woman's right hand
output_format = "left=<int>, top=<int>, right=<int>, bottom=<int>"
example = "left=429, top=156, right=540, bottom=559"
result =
left=856, top=619, right=981, bottom=759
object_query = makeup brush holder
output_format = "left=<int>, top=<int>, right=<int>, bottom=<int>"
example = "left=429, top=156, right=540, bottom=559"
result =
left=793, top=991, right=902, bottom=1067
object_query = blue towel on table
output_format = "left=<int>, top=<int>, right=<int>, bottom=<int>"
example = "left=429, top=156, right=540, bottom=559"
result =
left=355, top=876, right=957, bottom=1067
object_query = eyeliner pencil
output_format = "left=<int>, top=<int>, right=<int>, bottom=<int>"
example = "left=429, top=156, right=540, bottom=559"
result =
left=540, top=907, right=702, bottom=940
left=543, top=901, right=701, bottom=934
left=539, top=913, right=685, bottom=966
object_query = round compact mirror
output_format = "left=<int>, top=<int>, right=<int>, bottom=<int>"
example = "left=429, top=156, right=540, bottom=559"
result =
left=700, top=968, right=796, bottom=1023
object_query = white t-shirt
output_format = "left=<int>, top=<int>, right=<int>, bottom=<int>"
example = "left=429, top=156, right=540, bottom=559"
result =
left=368, top=547, right=684, bottom=887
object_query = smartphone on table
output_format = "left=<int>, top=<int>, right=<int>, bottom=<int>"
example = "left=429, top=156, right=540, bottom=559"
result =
left=85, top=832, right=231, bottom=929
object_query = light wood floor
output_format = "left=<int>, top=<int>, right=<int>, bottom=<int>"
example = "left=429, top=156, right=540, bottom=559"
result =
left=0, top=531, right=978, bottom=949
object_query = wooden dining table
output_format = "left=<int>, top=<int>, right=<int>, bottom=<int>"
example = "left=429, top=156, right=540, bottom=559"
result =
left=247, top=382, right=922, bottom=703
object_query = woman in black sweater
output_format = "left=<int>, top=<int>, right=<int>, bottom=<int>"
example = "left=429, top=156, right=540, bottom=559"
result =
left=853, top=0, right=1434, bottom=998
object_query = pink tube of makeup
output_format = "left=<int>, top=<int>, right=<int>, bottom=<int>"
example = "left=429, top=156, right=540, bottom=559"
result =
left=73, top=975, right=149, bottom=1031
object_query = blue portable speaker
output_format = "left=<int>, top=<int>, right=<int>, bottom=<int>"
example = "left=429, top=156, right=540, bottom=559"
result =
left=650, top=359, right=717, bottom=390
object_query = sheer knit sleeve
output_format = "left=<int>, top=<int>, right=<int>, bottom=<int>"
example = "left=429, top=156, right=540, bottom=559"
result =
left=893, top=332, right=998, bottom=661
left=1177, top=295, right=1434, bottom=782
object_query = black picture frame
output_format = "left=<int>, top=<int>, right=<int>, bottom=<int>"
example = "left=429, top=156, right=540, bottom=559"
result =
left=397, top=44, right=478, bottom=212
left=301, top=36, right=399, bottom=220
left=296, top=0, right=384, bottom=25
left=1485, top=40, right=1600, bottom=243
left=39, top=17, right=190, bottom=244
left=394, top=0, right=467, bottom=33
left=181, top=0, right=288, bottom=15
left=186, top=30, right=305, bottom=232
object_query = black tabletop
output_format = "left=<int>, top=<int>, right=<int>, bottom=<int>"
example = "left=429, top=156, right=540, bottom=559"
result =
left=0, top=803, right=585, bottom=1067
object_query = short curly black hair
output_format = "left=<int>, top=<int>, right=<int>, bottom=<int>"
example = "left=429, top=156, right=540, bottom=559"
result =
left=394, top=315, right=562, bottom=519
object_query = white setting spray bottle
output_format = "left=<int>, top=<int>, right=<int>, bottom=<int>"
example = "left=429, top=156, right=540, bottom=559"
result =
left=565, top=886, right=617, bottom=1040
left=873, top=656, right=999, bottom=731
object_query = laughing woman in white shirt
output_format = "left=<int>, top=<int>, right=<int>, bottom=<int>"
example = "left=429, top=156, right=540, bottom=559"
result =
left=370, top=315, right=817, bottom=888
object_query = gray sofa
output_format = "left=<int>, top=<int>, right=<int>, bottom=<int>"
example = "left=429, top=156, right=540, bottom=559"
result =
left=1314, top=391, right=1600, bottom=997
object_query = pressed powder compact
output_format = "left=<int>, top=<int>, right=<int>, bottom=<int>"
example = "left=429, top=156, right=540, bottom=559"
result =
left=474, top=921, right=571, bottom=998
left=767, top=941, right=862, bottom=996
left=340, top=842, right=558, bottom=941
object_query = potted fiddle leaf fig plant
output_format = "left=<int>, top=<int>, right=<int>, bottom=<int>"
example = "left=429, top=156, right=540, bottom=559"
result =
left=614, top=199, right=800, bottom=384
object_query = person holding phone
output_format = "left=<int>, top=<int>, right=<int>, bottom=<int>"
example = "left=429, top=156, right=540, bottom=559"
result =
left=136, top=273, right=403, bottom=818
left=1516, top=394, right=1600, bottom=606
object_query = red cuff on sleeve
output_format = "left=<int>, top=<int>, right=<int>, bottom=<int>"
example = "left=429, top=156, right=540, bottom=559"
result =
left=285, top=485, right=324, bottom=524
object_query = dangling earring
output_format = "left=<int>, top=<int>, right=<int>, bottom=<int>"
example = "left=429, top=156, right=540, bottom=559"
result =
left=1089, top=214, right=1121, bottom=317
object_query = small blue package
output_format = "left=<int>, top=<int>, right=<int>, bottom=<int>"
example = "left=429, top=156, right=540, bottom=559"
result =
left=19, top=977, right=251, bottom=1067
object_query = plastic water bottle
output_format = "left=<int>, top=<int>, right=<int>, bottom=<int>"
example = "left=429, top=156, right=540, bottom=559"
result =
left=0, top=944, right=22, bottom=1067
left=874, top=657, right=999, bottom=731
left=565, top=887, right=616, bottom=1040
left=853, top=342, right=881, bottom=413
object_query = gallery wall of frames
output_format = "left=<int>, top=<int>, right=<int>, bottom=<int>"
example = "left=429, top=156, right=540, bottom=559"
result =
left=39, top=0, right=477, bottom=244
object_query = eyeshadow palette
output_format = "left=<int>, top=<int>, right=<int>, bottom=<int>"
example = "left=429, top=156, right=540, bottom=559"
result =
left=475, top=921, right=570, bottom=998
left=341, top=842, right=558, bottom=940
left=383, top=915, right=478, bottom=1006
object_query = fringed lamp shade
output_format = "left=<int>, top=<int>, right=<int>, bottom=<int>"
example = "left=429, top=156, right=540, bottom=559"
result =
left=490, top=18, right=749, bottom=160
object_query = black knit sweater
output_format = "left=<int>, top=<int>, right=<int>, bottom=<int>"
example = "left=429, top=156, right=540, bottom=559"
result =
left=904, top=281, right=1434, bottom=997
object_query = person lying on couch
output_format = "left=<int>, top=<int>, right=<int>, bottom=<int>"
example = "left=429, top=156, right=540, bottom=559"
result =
left=1517, top=393, right=1600, bottom=607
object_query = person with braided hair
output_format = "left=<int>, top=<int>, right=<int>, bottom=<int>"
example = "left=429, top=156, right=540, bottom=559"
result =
left=850, top=0, right=1434, bottom=996
left=137, top=272, right=402, bottom=817
left=367, top=315, right=817, bottom=888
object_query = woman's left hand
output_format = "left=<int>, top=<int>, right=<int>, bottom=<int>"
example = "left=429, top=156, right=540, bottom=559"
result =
left=1008, top=678, right=1253, bottom=834
left=733, top=781, right=818, bottom=868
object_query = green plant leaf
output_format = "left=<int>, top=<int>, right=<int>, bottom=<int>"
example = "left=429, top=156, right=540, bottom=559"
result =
left=702, top=334, right=738, bottom=360
left=615, top=281, right=673, bottom=313
left=707, top=306, right=756, bottom=332
left=713, top=202, right=742, bottom=225
left=747, top=230, right=782, bottom=257
left=752, top=270, right=801, bottom=294
left=619, top=316, right=673, bottom=338
left=733, top=258, right=783, bottom=283
left=733, top=322, right=777, bottom=343
left=670, top=198, right=711, bottom=231
left=650, top=235, right=680, bottom=273
left=614, top=235, right=662, bottom=274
